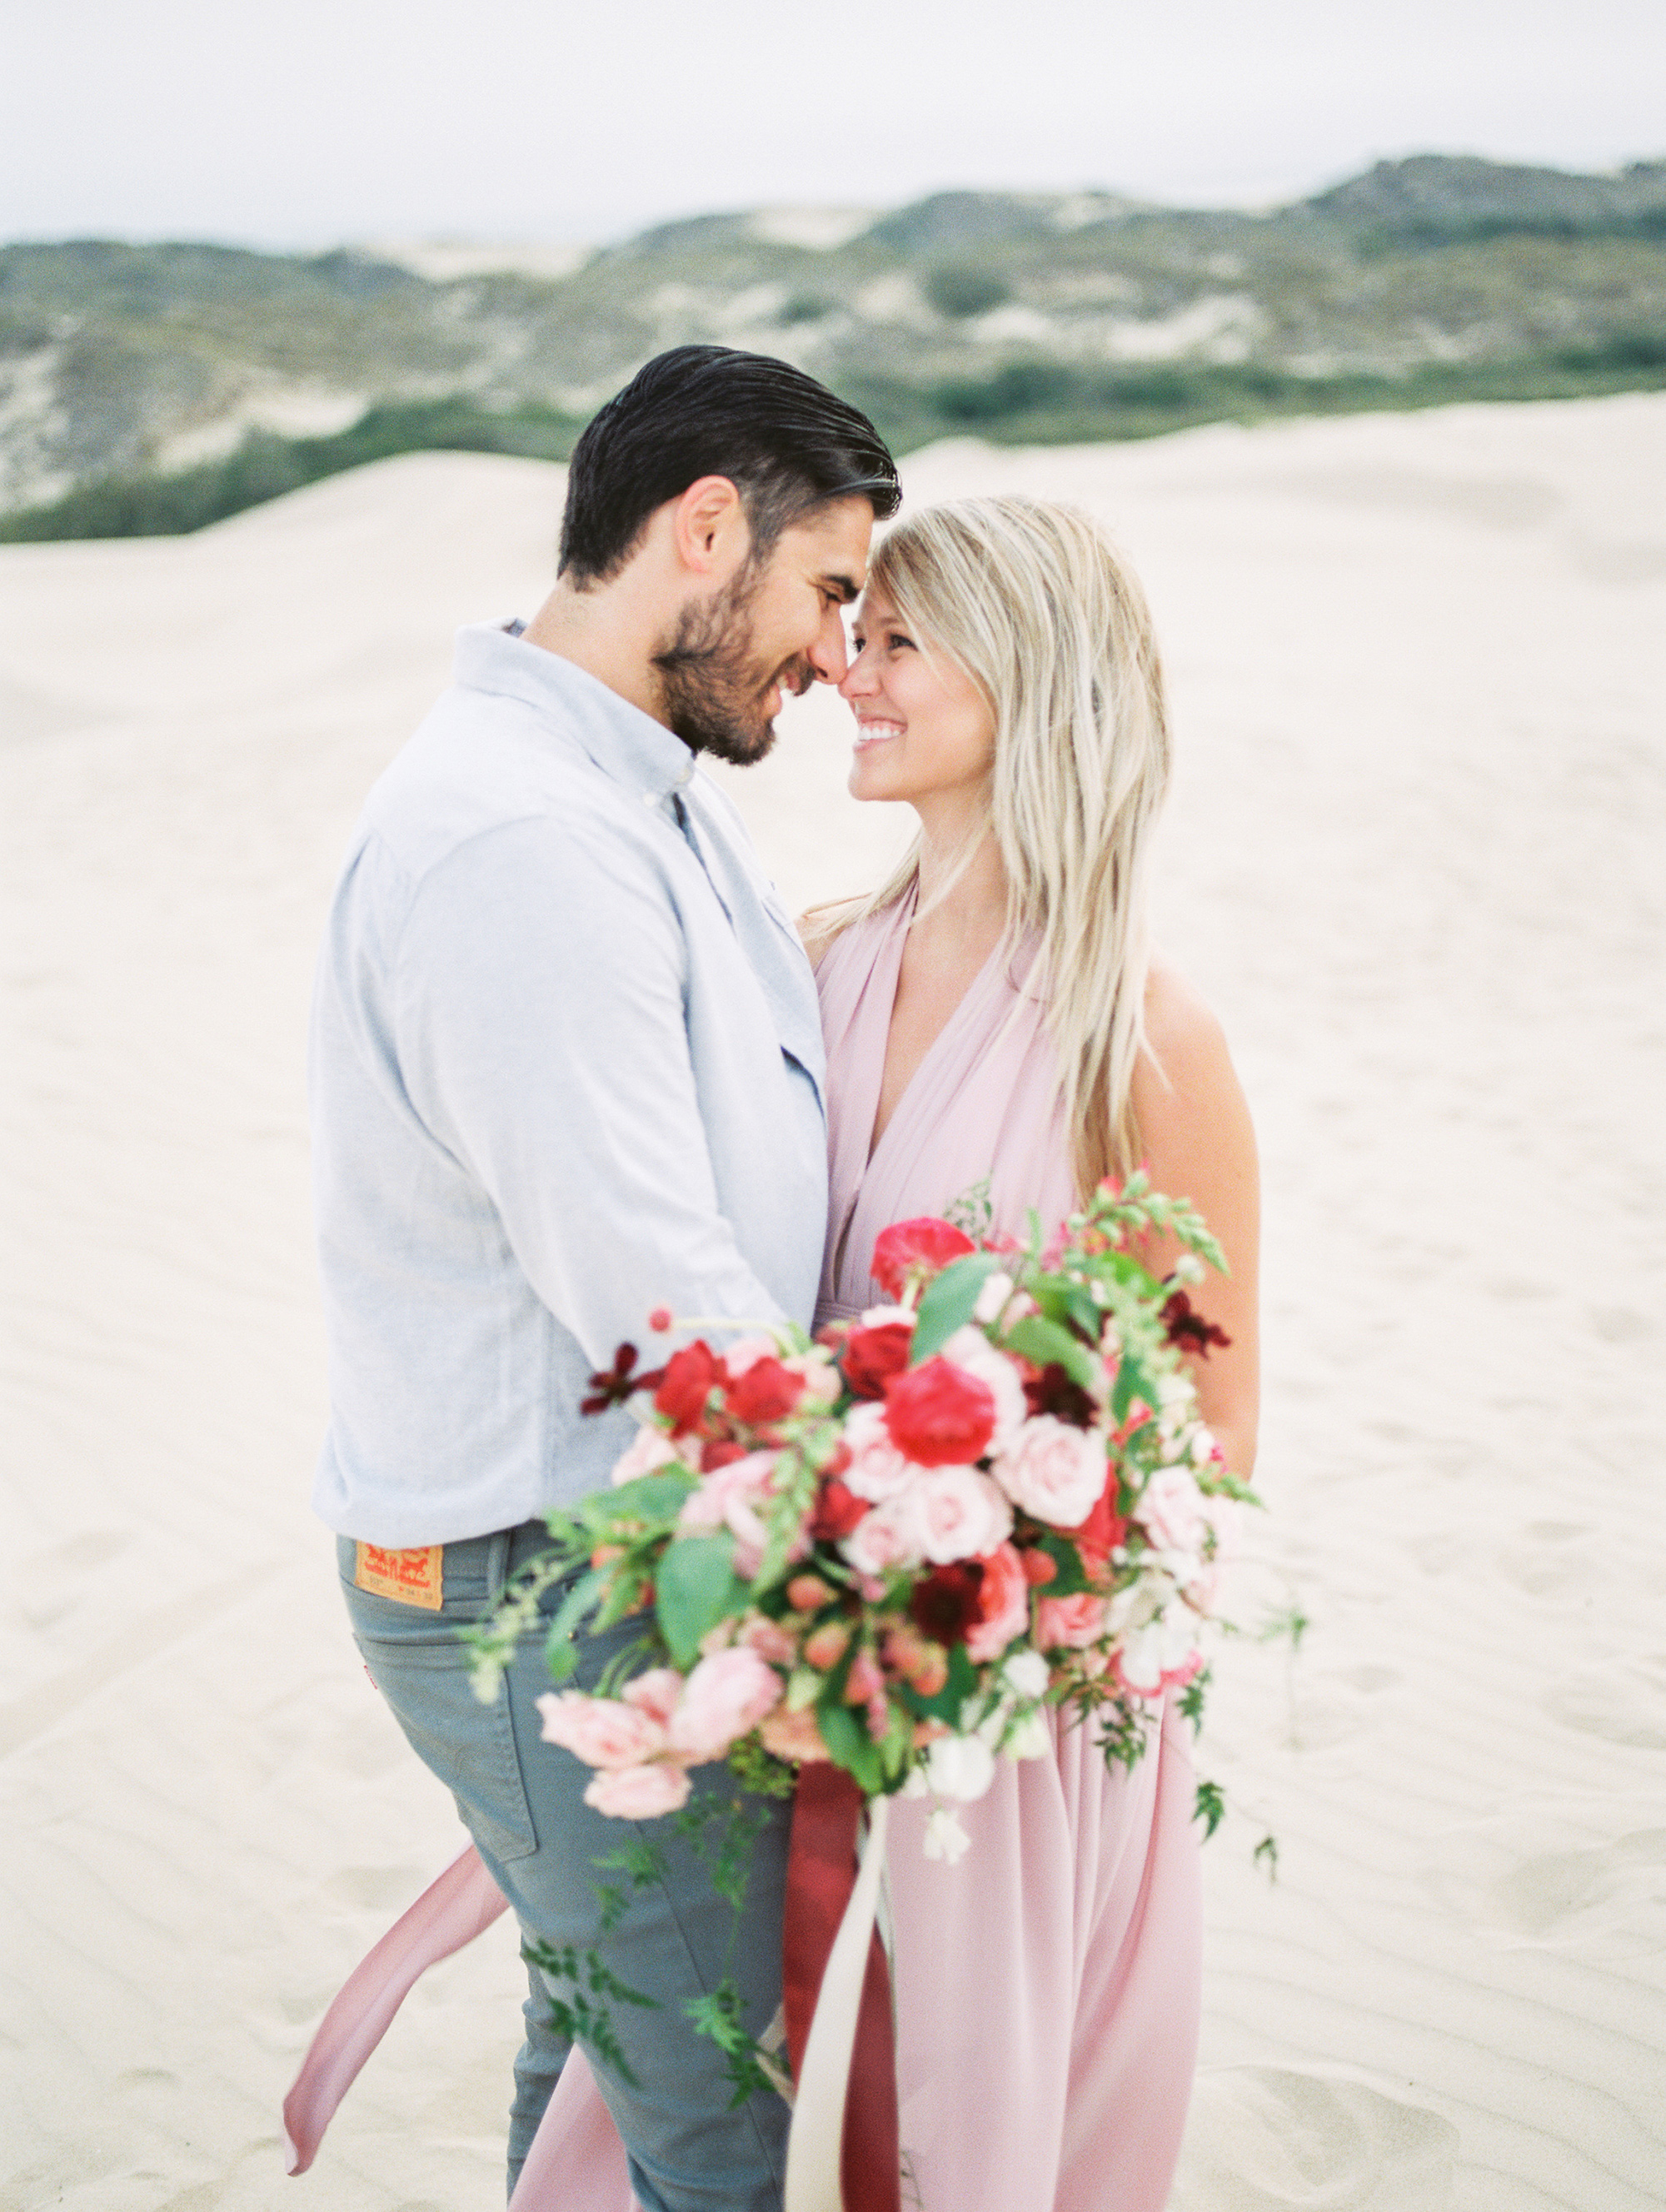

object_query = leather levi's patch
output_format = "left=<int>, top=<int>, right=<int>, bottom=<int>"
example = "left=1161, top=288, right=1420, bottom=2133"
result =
left=353, top=1542, right=443, bottom=1610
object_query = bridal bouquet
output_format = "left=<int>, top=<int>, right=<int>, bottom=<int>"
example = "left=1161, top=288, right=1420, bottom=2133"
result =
left=466, top=1173, right=1254, bottom=1866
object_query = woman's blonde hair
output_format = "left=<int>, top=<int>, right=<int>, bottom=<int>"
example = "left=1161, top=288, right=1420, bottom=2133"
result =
left=819, top=495, right=1172, bottom=1196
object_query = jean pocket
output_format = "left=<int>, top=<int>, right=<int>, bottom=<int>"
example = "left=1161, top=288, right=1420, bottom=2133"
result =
left=352, top=1624, right=539, bottom=1866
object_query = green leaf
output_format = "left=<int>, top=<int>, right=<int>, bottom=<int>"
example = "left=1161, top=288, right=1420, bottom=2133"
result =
left=542, top=1565, right=609, bottom=1674
left=815, top=1701, right=885, bottom=1796
left=1111, top=1357, right=1155, bottom=1422
left=655, top=1536, right=745, bottom=1669
left=1193, top=1778, right=1226, bottom=1840
left=1002, top=1313, right=1100, bottom=1391
left=910, top=1253, right=1008, bottom=1364
left=605, top=1467, right=696, bottom=1522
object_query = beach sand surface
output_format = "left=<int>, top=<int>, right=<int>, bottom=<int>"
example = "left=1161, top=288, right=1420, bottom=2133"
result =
left=2, top=396, right=1664, bottom=2211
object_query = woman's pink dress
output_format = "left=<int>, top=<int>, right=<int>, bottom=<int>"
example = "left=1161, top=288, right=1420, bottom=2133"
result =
left=287, top=896, right=1202, bottom=2212
left=813, top=897, right=1202, bottom=2212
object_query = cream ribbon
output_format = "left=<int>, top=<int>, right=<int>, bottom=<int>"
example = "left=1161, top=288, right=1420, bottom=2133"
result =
left=783, top=1795, right=891, bottom=2212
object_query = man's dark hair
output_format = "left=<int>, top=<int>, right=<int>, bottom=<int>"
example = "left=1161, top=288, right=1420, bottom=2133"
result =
left=558, top=345, right=900, bottom=585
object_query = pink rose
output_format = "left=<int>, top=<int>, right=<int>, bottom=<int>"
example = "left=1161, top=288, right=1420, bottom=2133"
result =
left=536, top=1691, right=667, bottom=1769
left=583, top=1761, right=692, bottom=1817
left=784, top=1351, right=842, bottom=1405
left=721, top=1334, right=779, bottom=1376
left=914, top=1467, right=1014, bottom=1564
left=940, top=1327, right=1030, bottom=1451
left=994, top=1416, right=1108, bottom=1527
left=965, top=1542, right=1030, bottom=1662
left=677, top=1450, right=777, bottom=1577
left=1035, top=1591, right=1109, bottom=1651
left=739, top=1614, right=800, bottom=1666
left=610, top=1425, right=681, bottom=1486
left=620, top=1669, right=684, bottom=1727
left=666, top=1646, right=784, bottom=1761
left=1137, top=1465, right=1208, bottom=1573
left=841, top=1490, right=927, bottom=1577
left=842, top=1401, right=916, bottom=1501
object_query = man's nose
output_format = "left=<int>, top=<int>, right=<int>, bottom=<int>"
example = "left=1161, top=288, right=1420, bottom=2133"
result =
left=810, top=603, right=851, bottom=685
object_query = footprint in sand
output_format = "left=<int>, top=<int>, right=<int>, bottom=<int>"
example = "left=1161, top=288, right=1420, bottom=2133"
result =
left=1421, top=1805, right=1666, bottom=1959
left=1544, top=1656, right=1666, bottom=1751
left=1169, top=2065, right=1457, bottom=2210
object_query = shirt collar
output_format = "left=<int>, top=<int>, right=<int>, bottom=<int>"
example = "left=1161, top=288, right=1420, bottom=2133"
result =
left=452, top=620, right=696, bottom=805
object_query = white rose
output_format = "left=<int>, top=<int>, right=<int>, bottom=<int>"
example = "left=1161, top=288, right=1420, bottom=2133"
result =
left=1003, top=1710, right=1050, bottom=1761
left=1000, top=1649, right=1049, bottom=1701
left=925, top=1731, right=996, bottom=1802
left=842, top=1400, right=917, bottom=1501
left=841, top=1489, right=926, bottom=1577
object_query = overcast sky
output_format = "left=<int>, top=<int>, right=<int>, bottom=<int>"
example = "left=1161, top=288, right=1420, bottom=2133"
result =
left=3, top=0, right=1662, bottom=249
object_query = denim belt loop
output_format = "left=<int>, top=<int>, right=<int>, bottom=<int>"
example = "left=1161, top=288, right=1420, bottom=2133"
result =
left=485, top=1526, right=513, bottom=1602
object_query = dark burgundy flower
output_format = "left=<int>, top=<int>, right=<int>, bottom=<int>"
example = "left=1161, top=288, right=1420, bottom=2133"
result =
left=581, top=1343, right=641, bottom=1417
left=809, top=1477, right=870, bottom=1541
left=841, top=1321, right=914, bottom=1400
left=726, top=1356, right=807, bottom=1427
left=653, top=1340, right=725, bottom=1436
left=870, top=1217, right=975, bottom=1301
left=885, top=1357, right=997, bottom=1466
left=1162, top=1291, right=1232, bottom=1358
left=909, top=1559, right=985, bottom=1647
left=1021, top=1360, right=1099, bottom=1428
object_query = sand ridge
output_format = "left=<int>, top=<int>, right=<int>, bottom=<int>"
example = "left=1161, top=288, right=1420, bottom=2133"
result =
left=2, top=396, right=1664, bottom=2210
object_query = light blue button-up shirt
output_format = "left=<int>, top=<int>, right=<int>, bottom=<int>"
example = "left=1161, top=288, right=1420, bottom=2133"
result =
left=308, top=624, right=829, bottom=1546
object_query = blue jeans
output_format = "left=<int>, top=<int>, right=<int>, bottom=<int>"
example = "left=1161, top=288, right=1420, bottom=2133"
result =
left=339, top=1522, right=791, bottom=2210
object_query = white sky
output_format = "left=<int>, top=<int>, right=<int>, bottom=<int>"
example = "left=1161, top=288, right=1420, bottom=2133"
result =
left=2, top=0, right=1662, bottom=249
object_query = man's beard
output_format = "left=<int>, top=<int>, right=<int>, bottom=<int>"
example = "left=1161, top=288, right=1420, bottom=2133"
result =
left=651, top=568, right=812, bottom=766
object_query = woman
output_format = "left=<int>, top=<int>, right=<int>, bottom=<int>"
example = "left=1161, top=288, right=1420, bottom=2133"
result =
left=285, top=497, right=1259, bottom=2211
left=806, top=494, right=1259, bottom=2210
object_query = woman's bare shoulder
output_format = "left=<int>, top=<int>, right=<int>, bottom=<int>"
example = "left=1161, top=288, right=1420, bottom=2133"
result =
left=1139, top=956, right=1235, bottom=1087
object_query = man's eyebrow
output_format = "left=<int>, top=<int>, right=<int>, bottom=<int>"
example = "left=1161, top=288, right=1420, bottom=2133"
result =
left=820, top=571, right=863, bottom=605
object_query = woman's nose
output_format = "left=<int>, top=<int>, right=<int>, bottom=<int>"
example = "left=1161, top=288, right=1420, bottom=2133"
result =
left=838, top=644, right=877, bottom=700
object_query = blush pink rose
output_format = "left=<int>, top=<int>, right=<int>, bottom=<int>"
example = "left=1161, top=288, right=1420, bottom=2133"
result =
left=610, top=1425, right=681, bottom=1486
left=994, top=1415, right=1107, bottom=1527
left=841, top=1490, right=927, bottom=1577
left=536, top=1691, right=667, bottom=1769
left=914, top=1467, right=1014, bottom=1564
left=842, top=1401, right=917, bottom=1501
left=666, top=1646, right=784, bottom=1761
left=1137, top=1464, right=1208, bottom=1573
left=1035, top=1591, right=1109, bottom=1651
left=965, top=1541, right=1030, bottom=1662
left=739, top=1614, right=800, bottom=1666
left=583, top=1761, right=692, bottom=1817
left=620, top=1669, right=684, bottom=1727
left=677, top=1450, right=777, bottom=1576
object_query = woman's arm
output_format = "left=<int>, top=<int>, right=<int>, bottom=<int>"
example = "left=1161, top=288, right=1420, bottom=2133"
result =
left=1128, top=960, right=1261, bottom=1481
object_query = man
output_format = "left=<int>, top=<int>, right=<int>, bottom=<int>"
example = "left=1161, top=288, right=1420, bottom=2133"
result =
left=308, top=345, right=900, bottom=2210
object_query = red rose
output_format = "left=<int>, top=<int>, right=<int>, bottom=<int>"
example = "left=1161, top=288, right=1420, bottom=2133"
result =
left=909, top=1559, right=985, bottom=1647
left=809, top=1477, right=870, bottom=1542
left=700, top=1437, right=749, bottom=1472
left=870, top=1216, right=975, bottom=1301
left=1063, top=1477, right=1128, bottom=1562
left=726, top=1356, right=807, bottom=1427
left=884, top=1357, right=996, bottom=1467
left=841, top=1322, right=914, bottom=1400
left=654, top=1340, right=724, bottom=1436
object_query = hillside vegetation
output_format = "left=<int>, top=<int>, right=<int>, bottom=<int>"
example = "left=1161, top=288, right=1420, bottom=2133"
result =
left=2, top=153, right=1663, bottom=540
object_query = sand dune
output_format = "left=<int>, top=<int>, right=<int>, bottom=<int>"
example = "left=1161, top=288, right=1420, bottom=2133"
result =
left=3, top=396, right=1664, bottom=2211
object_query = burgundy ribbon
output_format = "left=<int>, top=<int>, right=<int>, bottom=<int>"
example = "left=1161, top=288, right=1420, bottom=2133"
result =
left=783, top=1766, right=900, bottom=2212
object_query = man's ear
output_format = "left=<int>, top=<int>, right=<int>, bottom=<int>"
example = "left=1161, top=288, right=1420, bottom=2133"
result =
left=671, top=476, right=751, bottom=579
